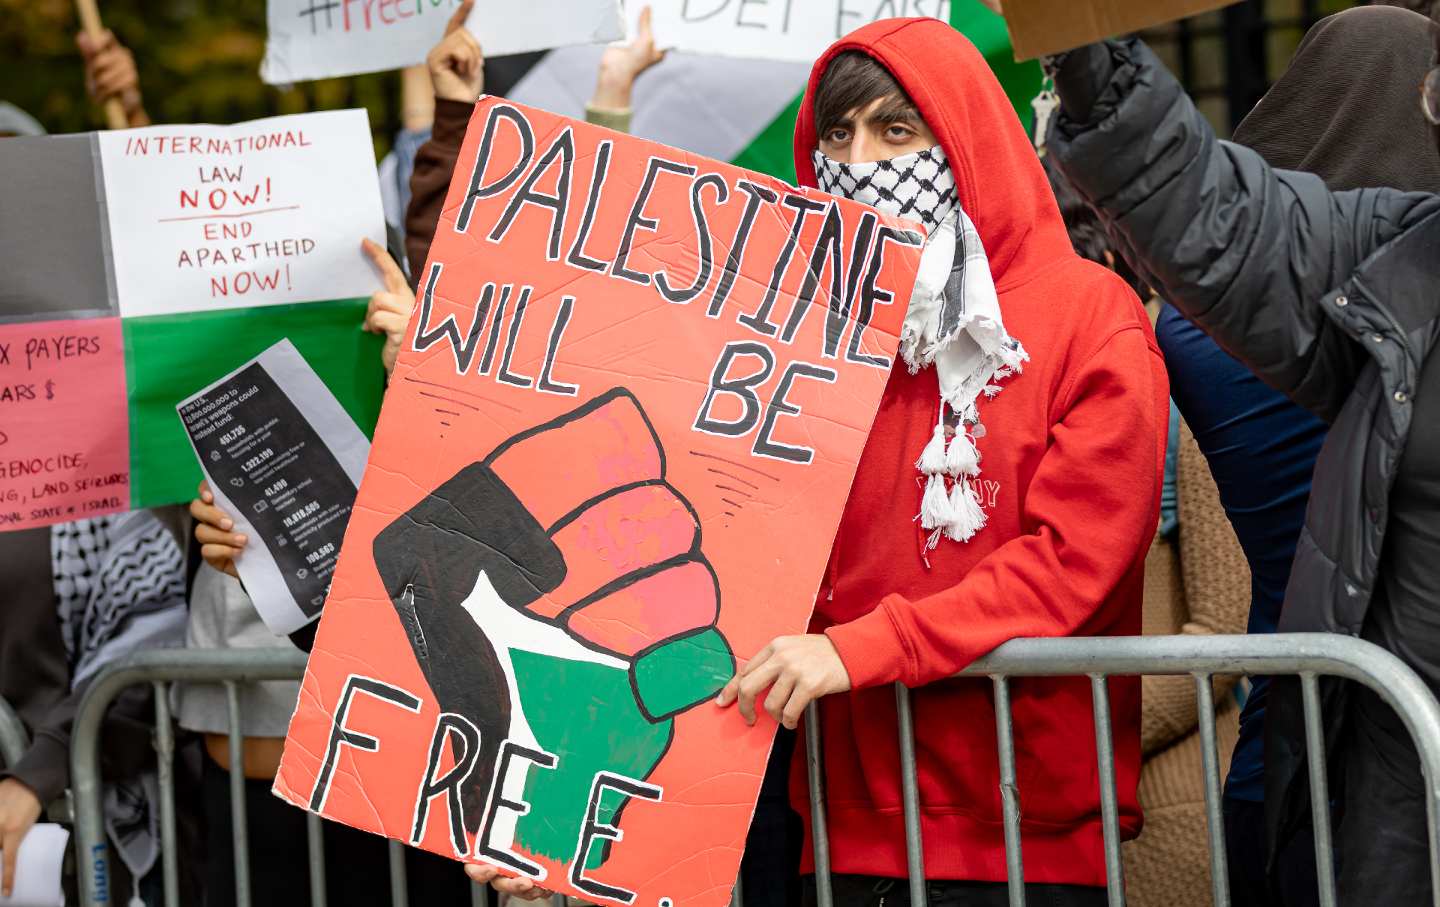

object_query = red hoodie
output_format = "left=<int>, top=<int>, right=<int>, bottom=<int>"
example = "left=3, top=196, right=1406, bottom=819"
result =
left=790, top=19, right=1168, bottom=887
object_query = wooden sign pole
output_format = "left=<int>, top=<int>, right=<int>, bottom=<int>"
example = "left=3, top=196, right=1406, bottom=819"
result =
left=74, top=0, right=129, bottom=130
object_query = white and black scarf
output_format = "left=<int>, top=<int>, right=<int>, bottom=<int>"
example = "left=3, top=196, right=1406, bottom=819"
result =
left=52, top=511, right=187, bottom=904
left=814, top=145, right=1028, bottom=547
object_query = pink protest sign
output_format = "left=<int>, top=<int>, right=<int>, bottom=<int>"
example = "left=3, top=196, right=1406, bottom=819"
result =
left=0, top=318, right=130, bottom=529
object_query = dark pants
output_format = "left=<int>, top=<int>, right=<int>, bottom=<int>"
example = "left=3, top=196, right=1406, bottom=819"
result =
left=740, top=727, right=804, bottom=907
left=1223, top=797, right=1319, bottom=907
left=802, top=875, right=1106, bottom=907
left=1334, top=686, right=1430, bottom=906
left=201, top=754, right=473, bottom=907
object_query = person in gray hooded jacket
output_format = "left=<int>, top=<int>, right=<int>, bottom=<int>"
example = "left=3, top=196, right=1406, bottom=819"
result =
left=1043, top=24, right=1440, bottom=907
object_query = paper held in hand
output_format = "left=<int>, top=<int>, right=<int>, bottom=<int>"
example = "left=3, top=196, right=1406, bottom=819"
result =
left=1003, top=0, right=1241, bottom=60
left=177, top=339, right=370, bottom=635
left=262, top=0, right=625, bottom=84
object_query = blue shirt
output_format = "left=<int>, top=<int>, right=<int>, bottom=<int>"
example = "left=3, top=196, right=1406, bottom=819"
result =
left=1156, top=304, right=1328, bottom=803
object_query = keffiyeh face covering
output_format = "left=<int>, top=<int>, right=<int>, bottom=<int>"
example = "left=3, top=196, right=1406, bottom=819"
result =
left=813, top=145, right=1029, bottom=548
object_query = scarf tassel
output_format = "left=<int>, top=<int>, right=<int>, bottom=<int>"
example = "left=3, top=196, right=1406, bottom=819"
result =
left=919, top=473, right=957, bottom=531
left=945, top=477, right=988, bottom=542
left=917, top=421, right=949, bottom=474
left=944, top=431, right=979, bottom=477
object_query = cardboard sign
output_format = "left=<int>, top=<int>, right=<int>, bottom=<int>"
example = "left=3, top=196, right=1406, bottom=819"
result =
left=1004, top=0, right=1239, bottom=60
left=179, top=340, right=370, bottom=635
left=97, top=113, right=384, bottom=316
left=274, top=99, right=924, bottom=906
left=0, top=319, right=129, bottom=530
left=0, top=111, right=386, bottom=531
left=636, top=0, right=950, bottom=62
left=262, top=0, right=625, bottom=84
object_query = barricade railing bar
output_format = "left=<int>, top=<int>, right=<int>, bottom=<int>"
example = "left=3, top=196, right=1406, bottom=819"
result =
left=67, top=633, right=1440, bottom=907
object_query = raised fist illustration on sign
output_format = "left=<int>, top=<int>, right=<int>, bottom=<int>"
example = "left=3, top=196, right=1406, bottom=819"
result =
left=373, top=388, right=735, bottom=882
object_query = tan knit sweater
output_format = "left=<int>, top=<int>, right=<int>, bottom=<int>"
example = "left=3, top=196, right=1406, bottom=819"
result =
left=1122, top=423, right=1251, bottom=906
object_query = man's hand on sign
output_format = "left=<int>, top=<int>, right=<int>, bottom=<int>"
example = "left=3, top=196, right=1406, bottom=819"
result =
left=361, top=238, right=415, bottom=376
left=592, top=5, right=666, bottom=112
left=427, top=0, right=484, bottom=104
left=464, top=864, right=555, bottom=902
left=0, top=778, right=42, bottom=898
left=716, top=634, right=852, bottom=730
left=75, top=29, right=149, bottom=127
left=191, top=480, right=246, bottom=578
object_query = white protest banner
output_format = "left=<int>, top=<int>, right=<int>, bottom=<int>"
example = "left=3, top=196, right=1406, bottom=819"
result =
left=635, top=0, right=949, bottom=62
left=95, top=109, right=384, bottom=319
left=261, top=0, right=625, bottom=85
left=178, top=339, right=371, bottom=635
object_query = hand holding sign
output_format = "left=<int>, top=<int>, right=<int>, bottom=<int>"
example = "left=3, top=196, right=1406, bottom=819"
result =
left=427, top=0, right=484, bottom=104
left=75, top=28, right=148, bottom=128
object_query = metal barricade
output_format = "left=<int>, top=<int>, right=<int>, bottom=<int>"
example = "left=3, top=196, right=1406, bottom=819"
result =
left=803, top=633, right=1440, bottom=907
left=68, top=648, right=501, bottom=907
left=69, top=634, right=1440, bottom=907
left=0, top=694, right=29, bottom=769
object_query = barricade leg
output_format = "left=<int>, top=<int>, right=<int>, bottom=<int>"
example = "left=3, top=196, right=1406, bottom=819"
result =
left=307, top=811, right=328, bottom=907
left=1089, top=675, right=1125, bottom=907
left=1194, top=675, right=1229, bottom=907
left=1300, top=673, right=1338, bottom=907
left=805, top=701, right=833, bottom=907
left=388, top=839, right=410, bottom=907
left=225, top=681, right=252, bottom=907
left=895, top=683, right=927, bottom=907
left=993, top=676, right=1025, bottom=907
left=0, top=697, right=28, bottom=769
left=152, top=682, right=181, bottom=907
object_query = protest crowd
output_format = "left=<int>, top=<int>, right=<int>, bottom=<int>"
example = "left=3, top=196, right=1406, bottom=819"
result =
left=3, top=0, right=1440, bottom=905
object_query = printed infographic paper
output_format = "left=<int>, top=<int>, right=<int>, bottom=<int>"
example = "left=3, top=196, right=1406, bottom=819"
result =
left=0, top=111, right=386, bottom=531
left=178, top=340, right=371, bottom=635
left=275, top=99, right=925, bottom=906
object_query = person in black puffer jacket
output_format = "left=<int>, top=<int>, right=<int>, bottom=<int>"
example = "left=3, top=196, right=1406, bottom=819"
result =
left=1044, top=27, right=1440, bottom=907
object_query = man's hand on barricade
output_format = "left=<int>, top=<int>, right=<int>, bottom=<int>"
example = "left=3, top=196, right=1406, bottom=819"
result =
left=190, top=480, right=245, bottom=578
left=427, top=0, right=483, bottom=103
left=0, top=778, right=42, bottom=897
left=717, top=634, right=852, bottom=729
left=75, top=28, right=148, bottom=127
left=360, top=238, right=415, bottom=375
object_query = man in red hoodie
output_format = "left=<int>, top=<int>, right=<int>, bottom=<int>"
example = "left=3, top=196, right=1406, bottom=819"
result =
left=715, top=19, right=1167, bottom=906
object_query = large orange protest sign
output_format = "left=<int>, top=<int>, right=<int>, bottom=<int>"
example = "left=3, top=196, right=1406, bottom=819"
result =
left=275, top=98, right=923, bottom=906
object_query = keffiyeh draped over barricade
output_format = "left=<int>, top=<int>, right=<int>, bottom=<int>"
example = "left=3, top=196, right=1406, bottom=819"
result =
left=53, top=511, right=187, bottom=905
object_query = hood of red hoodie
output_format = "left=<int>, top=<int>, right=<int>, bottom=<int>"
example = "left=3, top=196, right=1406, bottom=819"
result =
left=794, top=18, right=1072, bottom=291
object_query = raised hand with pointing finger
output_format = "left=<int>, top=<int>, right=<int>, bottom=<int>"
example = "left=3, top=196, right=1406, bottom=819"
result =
left=427, top=0, right=484, bottom=104
left=361, top=238, right=416, bottom=376
left=590, top=6, right=666, bottom=118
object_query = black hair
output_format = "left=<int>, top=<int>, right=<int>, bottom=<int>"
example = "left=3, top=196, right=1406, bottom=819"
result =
left=1041, top=155, right=1148, bottom=298
left=814, top=51, right=921, bottom=139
